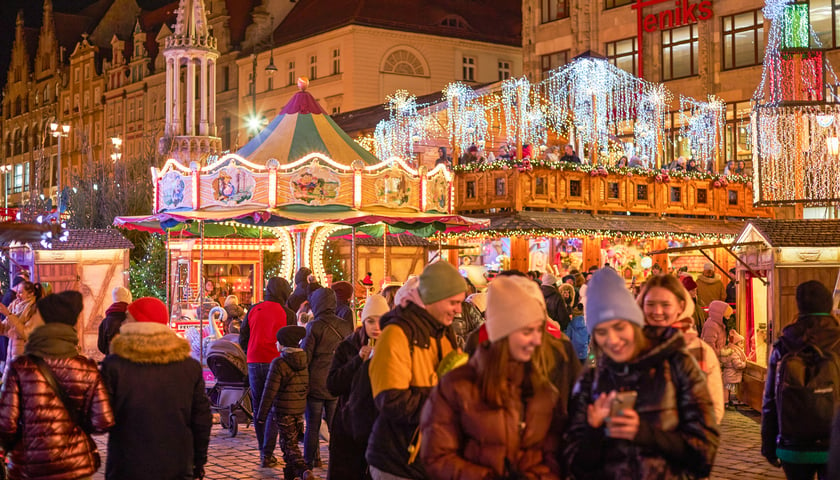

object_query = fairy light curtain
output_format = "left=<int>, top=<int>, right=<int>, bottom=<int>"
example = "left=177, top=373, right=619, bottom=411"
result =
left=752, top=0, right=840, bottom=204
left=444, top=83, right=489, bottom=154
left=678, top=96, right=725, bottom=167
left=374, top=90, right=430, bottom=163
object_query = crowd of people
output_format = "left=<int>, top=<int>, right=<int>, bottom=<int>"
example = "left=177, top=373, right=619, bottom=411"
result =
left=0, top=260, right=837, bottom=480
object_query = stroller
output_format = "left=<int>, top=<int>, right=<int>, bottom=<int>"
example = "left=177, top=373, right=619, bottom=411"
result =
left=206, top=335, right=253, bottom=436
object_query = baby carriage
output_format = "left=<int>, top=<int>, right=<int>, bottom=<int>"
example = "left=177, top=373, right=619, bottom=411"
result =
left=206, top=335, right=253, bottom=436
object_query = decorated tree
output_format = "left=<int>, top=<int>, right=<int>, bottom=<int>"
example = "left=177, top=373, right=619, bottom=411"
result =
left=129, top=233, right=166, bottom=299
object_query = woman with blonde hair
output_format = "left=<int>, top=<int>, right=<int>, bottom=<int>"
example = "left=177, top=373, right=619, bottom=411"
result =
left=420, top=275, right=565, bottom=479
left=636, top=274, right=725, bottom=424
left=564, top=268, right=718, bottom=479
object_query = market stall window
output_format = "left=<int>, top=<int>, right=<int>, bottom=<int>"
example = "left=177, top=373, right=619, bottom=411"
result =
left=535, top=176, right=548, bottom=195
left=670, top=186, right=682, bottom=203
left=697, top=188, right=708, bottom=204
left=728, top=189, right=738, bottom=205
left=636, top=184, right=648, bottom=200
left=608, top=182, right=620, bottom=199
left=466, top=180, right=476, bottom=198
left=569, top=179, right=581, bottom=197
left=495, top=177, right=506, bottom=196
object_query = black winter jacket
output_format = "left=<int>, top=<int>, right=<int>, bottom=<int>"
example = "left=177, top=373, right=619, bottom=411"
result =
left=302, top=288, right=354, bottom=400
left=761, top=314, right=840, bottom=462
left=101, top=323, right=212, bottom=480
left=97, top=302, right=128, bottom=355
left=257, top=347, right=309, bottom=420
left=327, top=329, right=377, bottom=438
left=563, top=326, right=719, bottom=480
left=541, top=285, right=572, bottom=331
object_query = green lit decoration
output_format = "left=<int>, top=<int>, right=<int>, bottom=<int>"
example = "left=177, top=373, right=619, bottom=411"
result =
left=782, top=3, right=810, bottom=49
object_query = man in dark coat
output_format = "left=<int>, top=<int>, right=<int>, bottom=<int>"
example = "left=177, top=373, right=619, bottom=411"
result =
left=97, top=286, right=132, bottom=355
left=101, top=297, right=211, bottom=480
left=287, top=268, right=313, bottom=313
left=239, top=277, right=296, bottom=467
left=540, top=273, right=571, bottom=331
left=762, top=280, right=840, bottom=479
left=301, top=287, right=353, bottom=469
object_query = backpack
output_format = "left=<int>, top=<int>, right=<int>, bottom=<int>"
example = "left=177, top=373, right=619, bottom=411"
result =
left=775, top=339, right=840, bottom=446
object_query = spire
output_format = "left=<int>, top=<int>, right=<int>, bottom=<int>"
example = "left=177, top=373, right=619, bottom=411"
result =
left=173, top=0, right=211, bottom=39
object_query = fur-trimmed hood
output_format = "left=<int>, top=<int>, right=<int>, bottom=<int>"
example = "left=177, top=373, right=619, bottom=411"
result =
left=110, top=322, right=192, bottom=364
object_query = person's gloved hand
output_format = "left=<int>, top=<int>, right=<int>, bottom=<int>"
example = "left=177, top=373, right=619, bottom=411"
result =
left=193, top=465, right=205, bottom=479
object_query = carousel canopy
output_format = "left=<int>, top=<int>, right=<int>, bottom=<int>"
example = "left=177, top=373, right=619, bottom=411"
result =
left=237, top=81, right=380, bottom=166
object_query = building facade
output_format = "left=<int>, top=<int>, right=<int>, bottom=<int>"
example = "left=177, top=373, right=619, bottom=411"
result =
left=523, top=0, right=787, bottom=165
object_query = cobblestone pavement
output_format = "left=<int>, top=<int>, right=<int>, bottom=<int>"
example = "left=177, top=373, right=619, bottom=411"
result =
left=88, top=406, right=783, bottom=479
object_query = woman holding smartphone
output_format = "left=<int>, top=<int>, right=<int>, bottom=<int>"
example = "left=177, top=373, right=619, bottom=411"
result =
left=563, top=268, right=719, bottom=479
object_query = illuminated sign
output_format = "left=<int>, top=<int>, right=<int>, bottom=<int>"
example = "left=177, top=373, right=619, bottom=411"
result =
left=632, top=0, right=714, bottom=78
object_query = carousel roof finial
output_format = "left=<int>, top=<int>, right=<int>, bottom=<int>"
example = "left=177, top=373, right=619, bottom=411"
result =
left=297, top=76, right=310, bottom=91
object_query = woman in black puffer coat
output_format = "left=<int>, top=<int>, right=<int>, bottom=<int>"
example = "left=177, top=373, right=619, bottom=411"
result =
left=326, top=294, right=390, bottom=480
left=563, top=268, right=719, bottom=480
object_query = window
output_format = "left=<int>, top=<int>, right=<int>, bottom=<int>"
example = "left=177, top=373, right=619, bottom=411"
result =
left=637, top=184, right=648, bottom=200
left=606, top=38, right=638, bottom=75
left=462, top=56, right=475, bottom=81
left=440, top=15, right=467, bottom=28
left=535, top=176, right=547, bottom=195
left=267, top=76, right=273, bottom=91
left=332, top=49, right=340, bottom=75
left=811, top=0, right=840, bottom=49
left=382, top=50, right=426, bottom=76
left=608, top=182, right=620, bottom=199
left=498, top=61, right=511, bottom=81
left=495, top=177, right=506, bottom=196
left=223, top=117, right=231, bottom=149
left=14, top=68, right=20, bottom=82
left=309, top=55, right=317, bottom=80
left=287, top=61, right=296, bottom=86
left=605, top=0, right=633, bottom=8
left=670, top=186, right=682, bottom=202
left=541, top=50, right=569, bottom=80
left=541, top=0, right=569, bottom=23
left=728, top=190, right=738, bottom=205
left=569, top=179, right=581, bottom=197
left=74, top=69, right=79, bottom=83
left=84, top=92, right=90, bottom=109
left=662, top=24, right=699, bottom=80
left=95, top=87, right=101, bottom=105
left=697, top=188, right=708, bottom=204
left=85, top=64, right=91, bottom=78
left=41, top=55, right=49, bottom=70
left=466, top=180, right=476, bottom=198
left=223, top=66, right=230, bottom=91
left=722, top=10, right=764, bottom=69
left=331, top=106, right=340, bottom=115
left=13, top=163, right=29, bottom=193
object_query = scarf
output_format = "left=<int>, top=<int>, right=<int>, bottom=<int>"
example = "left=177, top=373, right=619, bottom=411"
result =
left=24, top=323, right=80, bottom=359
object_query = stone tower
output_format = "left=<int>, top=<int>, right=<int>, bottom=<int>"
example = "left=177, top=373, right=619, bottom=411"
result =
left=160, top=0, right=221, bottom=163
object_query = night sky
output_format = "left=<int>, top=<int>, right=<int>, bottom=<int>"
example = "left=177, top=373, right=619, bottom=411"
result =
left=0, top=0, right=173, bottom=96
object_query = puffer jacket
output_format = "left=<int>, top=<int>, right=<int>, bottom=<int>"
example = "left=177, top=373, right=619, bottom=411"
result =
left=287, top=268, right=312, bottom=313
left=541, top=285, right=571, bottom=331
left=101, top=322, right=212, bottom=480
left=700, top=312, right=726, bottom=357
left=0, top=354, right=114, bottom=480
left=366, top=301, right=457, bottom=479
left=761, top=314, right=840, bottom=463
left=420, top=343, right=562, bottom=479
left=256, top=347, right=309, bottom=419
left=719, top=345, right=746, bottom=385
left=3, top=297, right=41, bottom=359
left=564, top=326, right=719, bottom=480
left=302, top=288, right=354, bottom=400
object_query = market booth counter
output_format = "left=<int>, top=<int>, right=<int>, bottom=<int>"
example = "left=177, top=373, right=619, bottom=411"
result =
left=732, top=219, right=840, bottom=410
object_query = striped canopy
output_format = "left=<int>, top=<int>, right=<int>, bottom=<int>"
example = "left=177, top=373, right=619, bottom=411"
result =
left=237, top=86, right=380, bottom=166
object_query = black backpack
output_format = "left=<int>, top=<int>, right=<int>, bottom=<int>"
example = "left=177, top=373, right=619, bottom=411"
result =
left=775, top=338, right=840, bottom=446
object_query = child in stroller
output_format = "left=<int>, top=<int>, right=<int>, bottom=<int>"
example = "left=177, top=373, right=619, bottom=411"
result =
left=206, top=334, right=253, bottom=436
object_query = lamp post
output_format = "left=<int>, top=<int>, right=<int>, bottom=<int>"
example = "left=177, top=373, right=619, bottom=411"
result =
left=49, top=122, right=70, bottom=212
left=0, top=165, right=11, bottom=212
left=247, top=38, right=278, bottom=136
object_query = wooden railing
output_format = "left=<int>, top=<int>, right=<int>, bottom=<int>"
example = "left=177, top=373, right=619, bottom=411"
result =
left=454, top=167, right=773, bottom=218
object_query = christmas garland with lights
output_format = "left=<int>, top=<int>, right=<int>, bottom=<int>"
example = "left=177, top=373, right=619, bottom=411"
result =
left=441, top=228, right=735, bottom=243
left=452, top=159, right=751, bottom=184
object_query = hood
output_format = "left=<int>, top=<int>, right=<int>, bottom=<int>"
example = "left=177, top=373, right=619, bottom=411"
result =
left=294, top=268, right=312, bottom=286
left=110, top=322, right=192, bottom=364
left=780, top=314, right=840, bottom=351
left=540, top=284, right=559, bottom=298
left=106, top=302, right=129, bottom=315
left=310, top=287, right=337, bottom=317
left=266, top=277, right=293, bottom=303
left=281, top=346, right=309, bottom=371
left=697, top=275, right=721, bottom=285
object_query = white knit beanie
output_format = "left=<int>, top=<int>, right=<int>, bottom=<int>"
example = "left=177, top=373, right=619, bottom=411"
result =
left=112, top=286, right=132, bottom=304
left=361, top=294, right=389, bottom=321
left=485, top=276, right=547, bottom=342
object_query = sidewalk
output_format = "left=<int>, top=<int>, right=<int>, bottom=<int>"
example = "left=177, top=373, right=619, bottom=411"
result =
left=88, top=407, right=781, bottom=479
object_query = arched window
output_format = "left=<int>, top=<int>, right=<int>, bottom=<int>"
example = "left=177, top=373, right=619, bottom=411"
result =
left=5, top=134, right=11, bottom=156
left=382, top=50, right=426, bottom=76
left=13, top=130, right=21, bottom=155
left=22, top=126, right=29, bottom=153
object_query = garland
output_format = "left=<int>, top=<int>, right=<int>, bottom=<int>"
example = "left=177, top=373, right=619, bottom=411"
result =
left=441, top=228, right=735, bottom=243
left=452, top=159, right=752, bottom=184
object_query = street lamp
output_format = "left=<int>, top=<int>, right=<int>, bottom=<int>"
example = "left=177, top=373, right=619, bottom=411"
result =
left=247, top=42, right=278, bottom=136
left=0, top=164, right=11, bottom=211
left=49, top=122, right=70, bottom=212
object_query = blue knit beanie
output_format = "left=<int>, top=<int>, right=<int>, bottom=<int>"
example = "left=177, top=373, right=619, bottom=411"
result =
left=584, top=268, right=645, bottom=334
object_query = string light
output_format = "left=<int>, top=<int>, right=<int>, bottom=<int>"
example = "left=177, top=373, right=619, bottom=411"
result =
left=374, top=90, right=431, bottom=164
left=442, top=228, right=735, bottom=243
left=679, top=96, right=725, bottom=167
left=444, top=82, right=489, bottom=153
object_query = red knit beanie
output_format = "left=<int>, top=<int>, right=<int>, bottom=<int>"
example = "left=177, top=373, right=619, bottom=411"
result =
left=127, top=297, right=169, bottom=324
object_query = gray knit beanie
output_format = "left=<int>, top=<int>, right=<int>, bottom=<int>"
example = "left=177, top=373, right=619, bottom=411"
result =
left=584, top=268, right=645, bottom=334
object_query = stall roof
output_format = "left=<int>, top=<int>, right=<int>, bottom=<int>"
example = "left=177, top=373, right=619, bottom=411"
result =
left=480, top=212, right=746, bottom=237
left=738, top=219, right=840, bottom=247
left=0, top=223, right=48, bottom=246
left=30, top=228, right=134, bottom=251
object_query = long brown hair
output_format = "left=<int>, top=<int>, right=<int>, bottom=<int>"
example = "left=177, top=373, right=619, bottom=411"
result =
left=475, top=333, right=553, bottom=408
left=636, top=274, right=693, bottom=322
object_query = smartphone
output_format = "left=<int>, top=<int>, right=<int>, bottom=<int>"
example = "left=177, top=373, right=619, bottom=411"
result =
left=609, top=391, right=638, bottom=417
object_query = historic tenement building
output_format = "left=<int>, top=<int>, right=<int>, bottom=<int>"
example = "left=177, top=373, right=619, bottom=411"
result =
left=522, top=0, right=782, bottom=164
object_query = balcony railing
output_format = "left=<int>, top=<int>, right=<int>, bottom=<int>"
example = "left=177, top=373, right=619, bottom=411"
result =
left=453, top=163, right=772, bottom=219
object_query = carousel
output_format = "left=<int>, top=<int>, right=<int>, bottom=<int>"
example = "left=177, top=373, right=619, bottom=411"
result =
left=115, top=79, right=486, bottom=345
